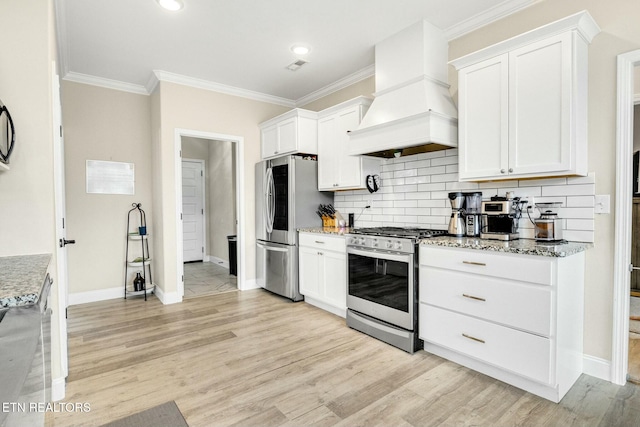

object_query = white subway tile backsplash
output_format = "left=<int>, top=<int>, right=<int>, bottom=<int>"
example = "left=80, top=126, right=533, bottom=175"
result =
left=383, top=208, right=405, bottom=215
left=520, top=177, right=567, bottom=187
left=418, top=166, right=447, bottom=176
left=431, top=173, right=459, bottom=183
left=566, top=196, right=595, bottom=207
left=566, top=219, right=595, bottom=231
left=542, top=184, right=595, bottom=196
left=331, top=152, right=596, bottom=242
left=394, top=200, right=418, bottom=208
left=418, top=183, right=446, bottom=192
left=418, top=200, right=447, bottom=208
left=394, top=169, right=418, bottom=178
left=405, top=176, right=431, bottom=185
left=383, top=193, right=406, bottom=201
left=431, top=156, right=459, bottom=167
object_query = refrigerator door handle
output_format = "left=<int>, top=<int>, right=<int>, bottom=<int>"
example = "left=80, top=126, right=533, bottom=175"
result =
left=256, top=241, right=289, bottom=252
left=268, top=168, right=275, bottom=232
left=264, top=167, right=274, bottom=233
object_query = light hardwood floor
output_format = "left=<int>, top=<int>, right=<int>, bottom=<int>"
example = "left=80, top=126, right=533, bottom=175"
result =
left=183, top=261, right=237, bottom=298
left=53, top=290, right=640, bottom=427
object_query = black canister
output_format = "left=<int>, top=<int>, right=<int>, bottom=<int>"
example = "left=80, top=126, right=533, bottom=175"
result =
left=133, top=272, right=145, bottom=292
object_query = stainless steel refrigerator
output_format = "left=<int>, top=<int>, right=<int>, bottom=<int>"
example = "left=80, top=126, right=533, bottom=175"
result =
left=255, top=155, right=332, bottom=301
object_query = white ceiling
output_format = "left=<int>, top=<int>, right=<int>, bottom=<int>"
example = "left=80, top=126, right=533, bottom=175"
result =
left=56, top=0, right=533, bottom=105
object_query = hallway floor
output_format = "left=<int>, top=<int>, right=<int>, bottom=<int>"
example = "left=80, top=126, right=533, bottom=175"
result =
left=183, top=261, right=237, bottom=298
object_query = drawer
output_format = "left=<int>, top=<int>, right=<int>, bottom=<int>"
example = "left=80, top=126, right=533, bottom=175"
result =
left=420, top=246, right=553, bottom=285
left=420, top=304, right=551, bottom=384
left=299, top=232, right=346, bottom=252
left=419, top=267, right=551, bottom=336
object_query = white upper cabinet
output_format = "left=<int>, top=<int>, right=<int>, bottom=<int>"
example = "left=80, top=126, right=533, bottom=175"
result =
left=451, top=11, right=600, bottom=181
left=317, top=97, right=379, bottom=191
left=259, top=109, right=318, bottom=160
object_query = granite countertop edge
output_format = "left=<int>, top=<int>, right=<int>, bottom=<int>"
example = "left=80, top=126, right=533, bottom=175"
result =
left=0, top=253, right=52, bottom=308
left=298, top=227, right=351, bottom=236
left=420, top=236, right=592, bottom=257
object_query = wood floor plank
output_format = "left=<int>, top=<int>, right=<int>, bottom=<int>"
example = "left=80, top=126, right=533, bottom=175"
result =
left=52, top=289, right=640, bottom=427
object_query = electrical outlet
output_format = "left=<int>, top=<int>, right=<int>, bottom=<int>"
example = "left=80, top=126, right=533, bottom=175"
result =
left=595, top=194, right=610, bottom=214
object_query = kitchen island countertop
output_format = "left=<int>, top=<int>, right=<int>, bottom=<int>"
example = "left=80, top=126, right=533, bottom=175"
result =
left=298, top=227, right=352, bottom=236
left=420, top=236, right=591, bottom=257
left=0, top=254, right=52, bottom=308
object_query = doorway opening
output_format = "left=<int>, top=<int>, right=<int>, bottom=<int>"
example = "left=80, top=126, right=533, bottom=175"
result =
left=613, top=50, right=640, bottom=385
left=174, top=129, right=245, bottom=300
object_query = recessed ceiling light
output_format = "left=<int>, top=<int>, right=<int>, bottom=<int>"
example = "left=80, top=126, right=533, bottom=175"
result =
left=291, top=44, right=311, bottom=56
left=157, top=0, right=184, bottom=11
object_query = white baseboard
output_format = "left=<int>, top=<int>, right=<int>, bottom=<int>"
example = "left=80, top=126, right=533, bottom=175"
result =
left=68, top=287, right=122, bottom=306
left=208, top=255, right=229, bottom=269
left=240, top=278, right=259, bottom=291
left=52, top=376, right=65, bottom=402
left=582, top=354, right=611, bottom=382
left=154, top=285, right=181, bottom=305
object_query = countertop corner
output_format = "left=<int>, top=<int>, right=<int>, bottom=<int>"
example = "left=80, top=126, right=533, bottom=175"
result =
left=298, top=227, right=352, bottom=236
left=0, top=253, right=52, bottom=308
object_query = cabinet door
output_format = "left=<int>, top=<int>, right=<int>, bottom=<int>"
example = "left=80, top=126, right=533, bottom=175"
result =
left=322, top=250, right=347, bottom=310
left=335, top=107, right=365, bottom=188
left=317, top=115, right=337, bottom=190
left=458, top=54, right=509, bottom=180
left=508, top=33, right=571, bottom=175
left=261, top=124, right=279, bottom=159
left=278, top=117, right=298, bottom=154
left=299, top=246, right=321, bottom=298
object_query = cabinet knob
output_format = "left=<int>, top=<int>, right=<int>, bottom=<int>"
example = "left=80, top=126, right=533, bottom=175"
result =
left=274, top=151, right=278, bottom=154
left=500, top=169, right=506, bottom=174
left=509, top=168, right=513, bottom=173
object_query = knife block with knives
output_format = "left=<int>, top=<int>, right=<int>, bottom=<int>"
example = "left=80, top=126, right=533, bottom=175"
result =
left=317, top=204, right=345, bottom=228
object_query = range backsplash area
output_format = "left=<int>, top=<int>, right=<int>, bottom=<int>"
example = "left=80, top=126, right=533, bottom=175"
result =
left=333, top=149, right=596, bottom=243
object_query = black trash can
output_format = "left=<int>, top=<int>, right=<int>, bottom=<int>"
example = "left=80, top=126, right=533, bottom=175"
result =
left=227, top=235, right=237, bottom=276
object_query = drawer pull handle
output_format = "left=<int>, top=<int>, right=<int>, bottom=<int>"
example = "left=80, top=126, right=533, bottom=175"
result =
left=315, top=241, right=325, bottom=244
left=463, top=294, right=486, bottom=302
left=463, top=261, right=486, bottom=266
left=462, top=333, right=485, bottom=344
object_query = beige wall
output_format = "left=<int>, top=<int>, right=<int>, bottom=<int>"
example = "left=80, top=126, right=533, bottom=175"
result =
left=153, top=81, right=288, bottom=297
left=61, top=81, right=153, bottom=295
left=0, top=0, right=62, bottom=383
left=446, top=0, right=640, bottom=361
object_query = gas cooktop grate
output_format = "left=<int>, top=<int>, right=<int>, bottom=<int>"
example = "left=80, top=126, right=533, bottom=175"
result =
left=349, top=227, right=447, bottom=239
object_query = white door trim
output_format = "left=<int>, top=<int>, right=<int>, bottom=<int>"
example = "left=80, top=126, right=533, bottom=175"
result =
left=174, top=129, right=245, bottom=300
left=612, top=49, right=640, bottom=385
left=181, top=158, right=206, bottom=262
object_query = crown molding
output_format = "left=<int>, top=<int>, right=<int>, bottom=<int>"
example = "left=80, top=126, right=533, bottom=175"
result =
left=63, top=72, right=149, bottom=95
left=445, top=0, right=534, bottom=40
left=295, top=64, right=375, bottom=107
left=152, top=70, right=295, bottom=107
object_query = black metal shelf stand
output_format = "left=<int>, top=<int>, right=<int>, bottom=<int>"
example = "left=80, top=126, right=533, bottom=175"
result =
left=124, top=203, right=153, bottom=300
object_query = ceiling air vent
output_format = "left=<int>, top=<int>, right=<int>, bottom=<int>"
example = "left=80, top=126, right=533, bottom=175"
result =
left=286, top=59, right=308, bottom=71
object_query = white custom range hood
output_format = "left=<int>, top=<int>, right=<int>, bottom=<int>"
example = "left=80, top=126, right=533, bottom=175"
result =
left=349, top=20, right=458, bottom=158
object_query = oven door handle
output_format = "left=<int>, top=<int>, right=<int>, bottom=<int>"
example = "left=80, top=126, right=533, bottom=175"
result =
left=347, top=247, right=412, bottom=263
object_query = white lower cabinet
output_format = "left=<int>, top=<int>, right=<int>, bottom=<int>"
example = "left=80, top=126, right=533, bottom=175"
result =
left=419, top=245, right=585, bottom=403
left=298, top=232, right=346, bottom=317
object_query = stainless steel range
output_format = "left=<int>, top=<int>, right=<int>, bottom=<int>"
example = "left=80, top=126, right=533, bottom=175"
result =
left=346, top=227, right=446, bottom=353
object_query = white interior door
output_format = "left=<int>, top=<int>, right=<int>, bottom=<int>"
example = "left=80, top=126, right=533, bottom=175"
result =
left=52, top=63, right=69, bottom=389
left=182, top=160, right=204, bottom=262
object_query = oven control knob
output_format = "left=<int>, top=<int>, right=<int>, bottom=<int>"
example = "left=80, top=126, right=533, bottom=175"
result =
left=395, top=242, right=403, bottom=250
left=359, top=238, right=366, bottom=246
left=349, top=237, right=356, bottom=245
left=372, top=239, right=378, bottom=247
left=385, top=241, right=392, bottom=249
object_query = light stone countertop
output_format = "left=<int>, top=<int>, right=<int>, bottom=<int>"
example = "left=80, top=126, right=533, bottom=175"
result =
left=0, top=254, right=52, bottom=308
left=298, top=227, right=352, bottom=236
left=420, top=236, right=591, bottom=257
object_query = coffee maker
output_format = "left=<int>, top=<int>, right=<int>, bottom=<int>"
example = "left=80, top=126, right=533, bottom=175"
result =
left=480, top=196, right=523, bottom=241
left=448, top=192, right=466, bottom=237
left=464, top=192, right=482, bottom=237
left=533, top=202, right=564, bottom=242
